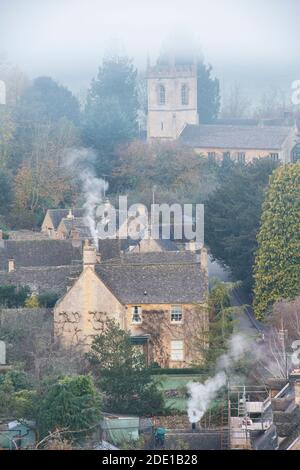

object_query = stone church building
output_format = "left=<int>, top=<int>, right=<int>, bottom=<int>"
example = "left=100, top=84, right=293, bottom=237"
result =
left=147, top=58, right=299, bottom=164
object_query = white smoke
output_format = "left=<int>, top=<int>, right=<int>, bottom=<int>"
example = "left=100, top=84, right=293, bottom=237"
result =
left=81, top=168, right=108, bottom=245
left=187, top=333, right=251, bottom=424
left=65, top=148, right=108, bottom=246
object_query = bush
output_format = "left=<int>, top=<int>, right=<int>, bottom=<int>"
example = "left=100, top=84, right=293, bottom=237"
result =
left=37, top=291, right=60, bottom=308
left=0, top=285, right=30, bottom=308
left=37, top=374, right=102, bottom=439
left=25, top=294, right=40, bottom=308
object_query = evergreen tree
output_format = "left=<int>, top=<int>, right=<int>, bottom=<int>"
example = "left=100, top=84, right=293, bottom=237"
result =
left=88, top=320, right=165, bottom=416
left=199, top=281, right=241, bottom=368
left=197, top=62, right=220, bottom=123
left=37, top=375, right=101, bottom=439
left=83, top=55, right=138, bottom=176
left=205, top=159, right=278, bottom=292
left=254, top=162, right=300, bottom=320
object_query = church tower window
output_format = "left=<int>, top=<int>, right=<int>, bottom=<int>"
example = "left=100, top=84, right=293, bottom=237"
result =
left=158, top=85, right=166, bottom=105
left=181, top=84, right=189, bottom=105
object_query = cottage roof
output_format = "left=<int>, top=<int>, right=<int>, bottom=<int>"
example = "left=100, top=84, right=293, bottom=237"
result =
left=46, top=208, right=85, bottom=229
left=59, top=217, right=92, bottom=238
left=96, top=252, right=206, bottom=304
left=0, top=239, right=82, bottom=270
left=180, top=124, right=294, bottom=150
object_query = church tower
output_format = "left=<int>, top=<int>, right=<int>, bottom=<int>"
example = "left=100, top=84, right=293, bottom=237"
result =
left=147, top=60, right=199, bottom=140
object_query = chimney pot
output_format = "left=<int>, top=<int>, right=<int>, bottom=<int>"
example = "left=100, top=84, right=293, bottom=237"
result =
left=0, top=340, right=6, bottom=365
left=83, top=239, right=97, bottom=270
left=8, top=259, right=15, bottom=272
left=200, top=247, right=208, bottom=276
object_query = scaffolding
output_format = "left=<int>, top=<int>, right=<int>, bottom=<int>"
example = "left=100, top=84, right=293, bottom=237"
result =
left=228, top=385, right=272, bottom=450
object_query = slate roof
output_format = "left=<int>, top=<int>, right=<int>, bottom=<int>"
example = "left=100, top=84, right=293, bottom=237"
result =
left=46, top=208, right=85, bottom=229
left=165, top=431, right=222, bottom=450
left=180, top=124, right=294, bottom=150
left=96, top=252, right=206, bottom=304
left=0, top=239, right=82, bottom=270
left=132, top=238, right=179, bottom=253
left=120, top=251, right=197, bottom=265
left=0, top=265, right=81, bottom=294
left=60, top=217, right=92, bottom=238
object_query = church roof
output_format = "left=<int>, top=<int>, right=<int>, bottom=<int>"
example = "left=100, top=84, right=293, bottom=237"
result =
left=180, top=124, right=294, bottom=150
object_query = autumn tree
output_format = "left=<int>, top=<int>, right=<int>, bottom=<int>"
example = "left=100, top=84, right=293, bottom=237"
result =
left=115, top=140, right=219, bottom=204
left=12, top=119, right=79, bottom=228
left=253, top=162, right=300, bottom=320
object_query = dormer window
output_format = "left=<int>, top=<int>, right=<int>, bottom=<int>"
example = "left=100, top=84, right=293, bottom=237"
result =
left=158, top=85, right=166, bottom=105
left=132, top=306, right=142, bottom=324
left=181, top=84, right=189, bottom=105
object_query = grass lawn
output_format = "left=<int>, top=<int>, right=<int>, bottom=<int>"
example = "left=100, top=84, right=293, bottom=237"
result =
left=156, top=374, right=203, bottom=412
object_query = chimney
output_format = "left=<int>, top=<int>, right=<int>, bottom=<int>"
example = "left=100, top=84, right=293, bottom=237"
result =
left=8, top=259, right=15, bottom=272
left=0, top=230, right=2, bottom=240
left=289, top=369, right=300, bottom=405
left=67, top=208, right=74, bottom=220
left=0, top=340, right=6, bottom=365
left=83, top=239, right=97, bottom=270
left=71, top=228, right=80, bottom=240
left=200, top=246, right=208, bottom=277
left=186, top=241, right=196, bottom=252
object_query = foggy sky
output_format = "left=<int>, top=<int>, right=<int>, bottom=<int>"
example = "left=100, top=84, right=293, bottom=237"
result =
left=1, top=0, right=299, bottom=99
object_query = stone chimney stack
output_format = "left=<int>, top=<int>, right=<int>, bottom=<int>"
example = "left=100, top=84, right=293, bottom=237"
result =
left=0, top=340, right=6, bottom=365
left=83, top=240, right=97, bottom=270
left=200, top=246, right=208, bottom=277
left=185, top=241, right=196, bottom=252
left=290, top=370, right=300, bottom=405
left=8, top=259, right=15, bottom=272
left=67, top=208, right=74, bottom=220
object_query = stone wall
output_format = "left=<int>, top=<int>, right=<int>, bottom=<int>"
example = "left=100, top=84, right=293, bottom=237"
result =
left=54, top=267, right=125, bottom=349
left=0, top=308, right=53, bottom=366
left=127, top=303, right=208, bottom=368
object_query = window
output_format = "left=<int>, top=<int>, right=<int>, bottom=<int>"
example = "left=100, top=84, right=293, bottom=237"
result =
left=171, top=340, right=184, bottom=361
left=223, top=152, right=231, bottom=161
left=237, top=152, right=246, bottom=164
left=270, top=153, right=279, bottom=162
left=171, top=305, right=183, bottom=323
left=292, top=143, right=300, bottom=163
left=132, top=306, right=142, bottom=324
left=158, top=85, right=165, bottom=105
left=208, top=152, right=216, bottom=161
left=181, top=84, right=189, bottom=105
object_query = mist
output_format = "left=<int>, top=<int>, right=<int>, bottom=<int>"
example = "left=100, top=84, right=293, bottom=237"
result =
left=1, top=0, right=299, bottom=101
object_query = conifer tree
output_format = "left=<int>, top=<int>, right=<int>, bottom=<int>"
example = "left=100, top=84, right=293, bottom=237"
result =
left=254, top=162, right=300, bottom=320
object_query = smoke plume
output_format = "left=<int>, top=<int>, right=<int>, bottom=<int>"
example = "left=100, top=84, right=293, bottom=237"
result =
left=187, top=333, right=251, bottom=423
left=66, top=148, right=108, bottom=245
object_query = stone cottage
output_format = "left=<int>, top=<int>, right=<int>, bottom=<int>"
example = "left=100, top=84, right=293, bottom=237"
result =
left=54, top=241, right=209, bottom=368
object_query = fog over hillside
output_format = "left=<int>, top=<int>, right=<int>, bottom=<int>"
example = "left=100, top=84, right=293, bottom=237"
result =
left=0, top=0, right=299, bottom=104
